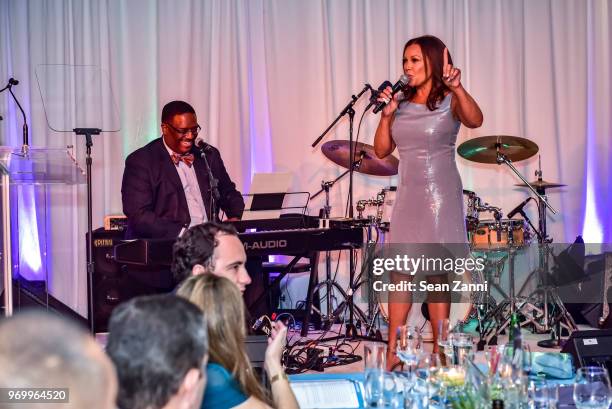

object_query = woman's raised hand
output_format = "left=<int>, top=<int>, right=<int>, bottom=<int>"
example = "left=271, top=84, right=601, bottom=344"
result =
left=377, top=86, right=400, bottom=117
left=264, top=321, right=288, bottom=373
left=442, top=47, right=461, bottom=90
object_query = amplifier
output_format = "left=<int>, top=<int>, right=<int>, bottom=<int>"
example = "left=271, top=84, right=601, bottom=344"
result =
left=561, top=329, right=612, bottom=375
left=90, top=228, right=174, bottom=333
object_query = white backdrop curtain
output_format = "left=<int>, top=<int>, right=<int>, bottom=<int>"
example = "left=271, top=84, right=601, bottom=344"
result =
left=0, top=0, right=610, bottom=316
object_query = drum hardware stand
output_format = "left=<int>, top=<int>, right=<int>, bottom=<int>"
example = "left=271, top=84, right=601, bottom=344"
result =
left=310, top=154, right=367, bottom=330
left=478, top=246, right=520, bottom=344
left=500, top=157, right=575, bottom=346
left=534, top=241, right=578, bottom=348
left=495, top=151, right=557, bottom=216
left=481, top=252, right=510, bottom=300
left=477, top=245, right=547, bottom=346
left=495, top=149, right=576, bottom=344
left=304, top=223, right=385, bottom=343
left=458, top=138, right=570, bottom=345
left=506, top=157, right=576, bottom=347
left=361, top=230, right=386, bottom=340
left=311, top=84, right=373, bottom=338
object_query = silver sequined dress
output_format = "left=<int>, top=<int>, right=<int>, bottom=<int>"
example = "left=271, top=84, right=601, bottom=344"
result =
left=389, top=93, right=467, bottom=245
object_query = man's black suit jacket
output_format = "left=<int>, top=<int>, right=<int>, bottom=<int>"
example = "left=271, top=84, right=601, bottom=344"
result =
left=121, top=137, right=244, bottom=239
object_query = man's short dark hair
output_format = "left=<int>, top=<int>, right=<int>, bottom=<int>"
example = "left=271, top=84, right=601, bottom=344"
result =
left=106, top=295, right=207, bottom=409
left=161, top=100, right=196, bottom=123
left=172, top=222, right=239, bottom=283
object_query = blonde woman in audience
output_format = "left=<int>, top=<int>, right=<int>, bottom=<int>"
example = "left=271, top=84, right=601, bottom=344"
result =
left=177, top=274, right=299, bottom=409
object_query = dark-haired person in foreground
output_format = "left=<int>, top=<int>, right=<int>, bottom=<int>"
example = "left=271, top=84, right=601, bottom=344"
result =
left=106, top=295, right=208, bottom=409
left=171, top=221, right=252, bottom=292
left=0, top=310, right=117, bottom=409
left=122, top=100, right=244, bottom=239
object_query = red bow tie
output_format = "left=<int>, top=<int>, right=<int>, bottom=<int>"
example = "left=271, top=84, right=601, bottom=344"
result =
left=171, top=153, right=194, bottom=167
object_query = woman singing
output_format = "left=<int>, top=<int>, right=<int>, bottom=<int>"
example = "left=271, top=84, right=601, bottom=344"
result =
left=374, top=35, right=483, bottom=368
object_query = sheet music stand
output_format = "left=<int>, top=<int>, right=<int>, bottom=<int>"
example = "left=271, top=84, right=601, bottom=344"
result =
left=241, top=191, right=310, bottom=221
left=0, top=146, right=86, bottom=316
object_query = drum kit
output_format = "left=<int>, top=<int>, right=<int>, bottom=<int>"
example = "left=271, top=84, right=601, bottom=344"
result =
left=318, top=134, right=574, bottom=347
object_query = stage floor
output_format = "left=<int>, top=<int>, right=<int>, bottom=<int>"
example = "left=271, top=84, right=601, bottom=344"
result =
left=95, top=323, right=595, bottom=374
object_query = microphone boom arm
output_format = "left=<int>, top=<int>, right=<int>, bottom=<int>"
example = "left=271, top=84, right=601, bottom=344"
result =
left=1, top=78, right=29, bottom=153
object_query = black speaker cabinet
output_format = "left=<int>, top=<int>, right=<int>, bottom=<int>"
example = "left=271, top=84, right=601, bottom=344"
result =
left=90, top=229, right=174, bottom=333
left=561, top=329, right=612, bottom=375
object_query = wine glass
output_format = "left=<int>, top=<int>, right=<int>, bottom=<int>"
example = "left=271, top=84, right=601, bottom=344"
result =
left=395, top=325, right=422, bottom=394
left=573, top=366, right=611, bottom=409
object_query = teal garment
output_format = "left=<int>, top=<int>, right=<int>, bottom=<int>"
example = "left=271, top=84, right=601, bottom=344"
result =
left=201, top=363, right=248, bottom=409
left=532, top=352, right=574, bottom=379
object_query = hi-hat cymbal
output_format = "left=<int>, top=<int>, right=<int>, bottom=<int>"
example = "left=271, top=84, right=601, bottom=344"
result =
left=515, top=180, right=567, bottom=189
left=321, top=140, right=399, bottom=176
left=457, top=135, right=539, bottom=164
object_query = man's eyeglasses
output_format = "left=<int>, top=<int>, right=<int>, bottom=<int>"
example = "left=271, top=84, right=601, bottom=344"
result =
left=164, top=122, right=201, bottom=136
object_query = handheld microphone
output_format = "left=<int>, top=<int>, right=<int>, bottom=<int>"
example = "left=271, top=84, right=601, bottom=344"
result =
left=364, top=80, right=393, bottom=112
left=507, top=197, right=533, bottom=219
left=372, top=74, right=409, bottom=114
left=8, top=78, right=19, bottom=86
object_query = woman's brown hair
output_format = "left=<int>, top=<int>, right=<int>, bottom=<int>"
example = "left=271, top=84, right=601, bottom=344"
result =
left=401, top=35, right=452, bottom=111
left=177, top=274, right=270, bottom=404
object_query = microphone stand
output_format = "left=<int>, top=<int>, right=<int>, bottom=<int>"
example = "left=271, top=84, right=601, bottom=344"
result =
left=516, top=209, right=542, bottom=242
left=74, top=127, right=101, bottom=334
left=199, top=148, right=221, bottom=223
left=311, top=84, right=371, bottom=338
left=0, top=79, right=28, bottom=155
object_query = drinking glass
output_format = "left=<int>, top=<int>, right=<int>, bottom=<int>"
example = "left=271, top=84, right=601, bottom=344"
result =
left=573, top=366, right=611, bottom=409
left=364, top=343, right=387, bottom=407
left=450, top=332, right=474, bottom=366
left=382, top=372, right=401, bottom=408
left=486, top=345, right=504, bottom=376
left=546, top=382, right=559, bottom=409
left=437, top=319, right=452, bottom=366
left=365, top=343, right=387, bottom=371
left=522, top=344, right=533, bottom=376
left=417, top=352, right=441, bottom=380
left=365, top=370, right=385, bottom=408
left=528, top=379, right=550, bottom=409
left=396, top=325, right=422, bottom=371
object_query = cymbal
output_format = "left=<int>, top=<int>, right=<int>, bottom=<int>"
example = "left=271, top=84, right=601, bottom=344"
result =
left=457, top=135, right=539, bottom=164
left=321, top=140, right=399, bottom=176
left=515, top=180, right=567, bottom=189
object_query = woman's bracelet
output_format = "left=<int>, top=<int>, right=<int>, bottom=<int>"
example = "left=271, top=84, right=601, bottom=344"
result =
left=270, top=372, right=289, bottom=384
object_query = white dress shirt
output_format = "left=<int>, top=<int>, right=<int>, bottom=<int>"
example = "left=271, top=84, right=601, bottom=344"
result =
left=162, top=137, right=208, bottom=228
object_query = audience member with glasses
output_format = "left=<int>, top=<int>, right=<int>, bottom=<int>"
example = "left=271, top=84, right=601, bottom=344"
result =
left=122, top=100, right=245, bottom=239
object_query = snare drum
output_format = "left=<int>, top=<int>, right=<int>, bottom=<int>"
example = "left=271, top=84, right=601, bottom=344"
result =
left=469, top=219, right=528, bottom=250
